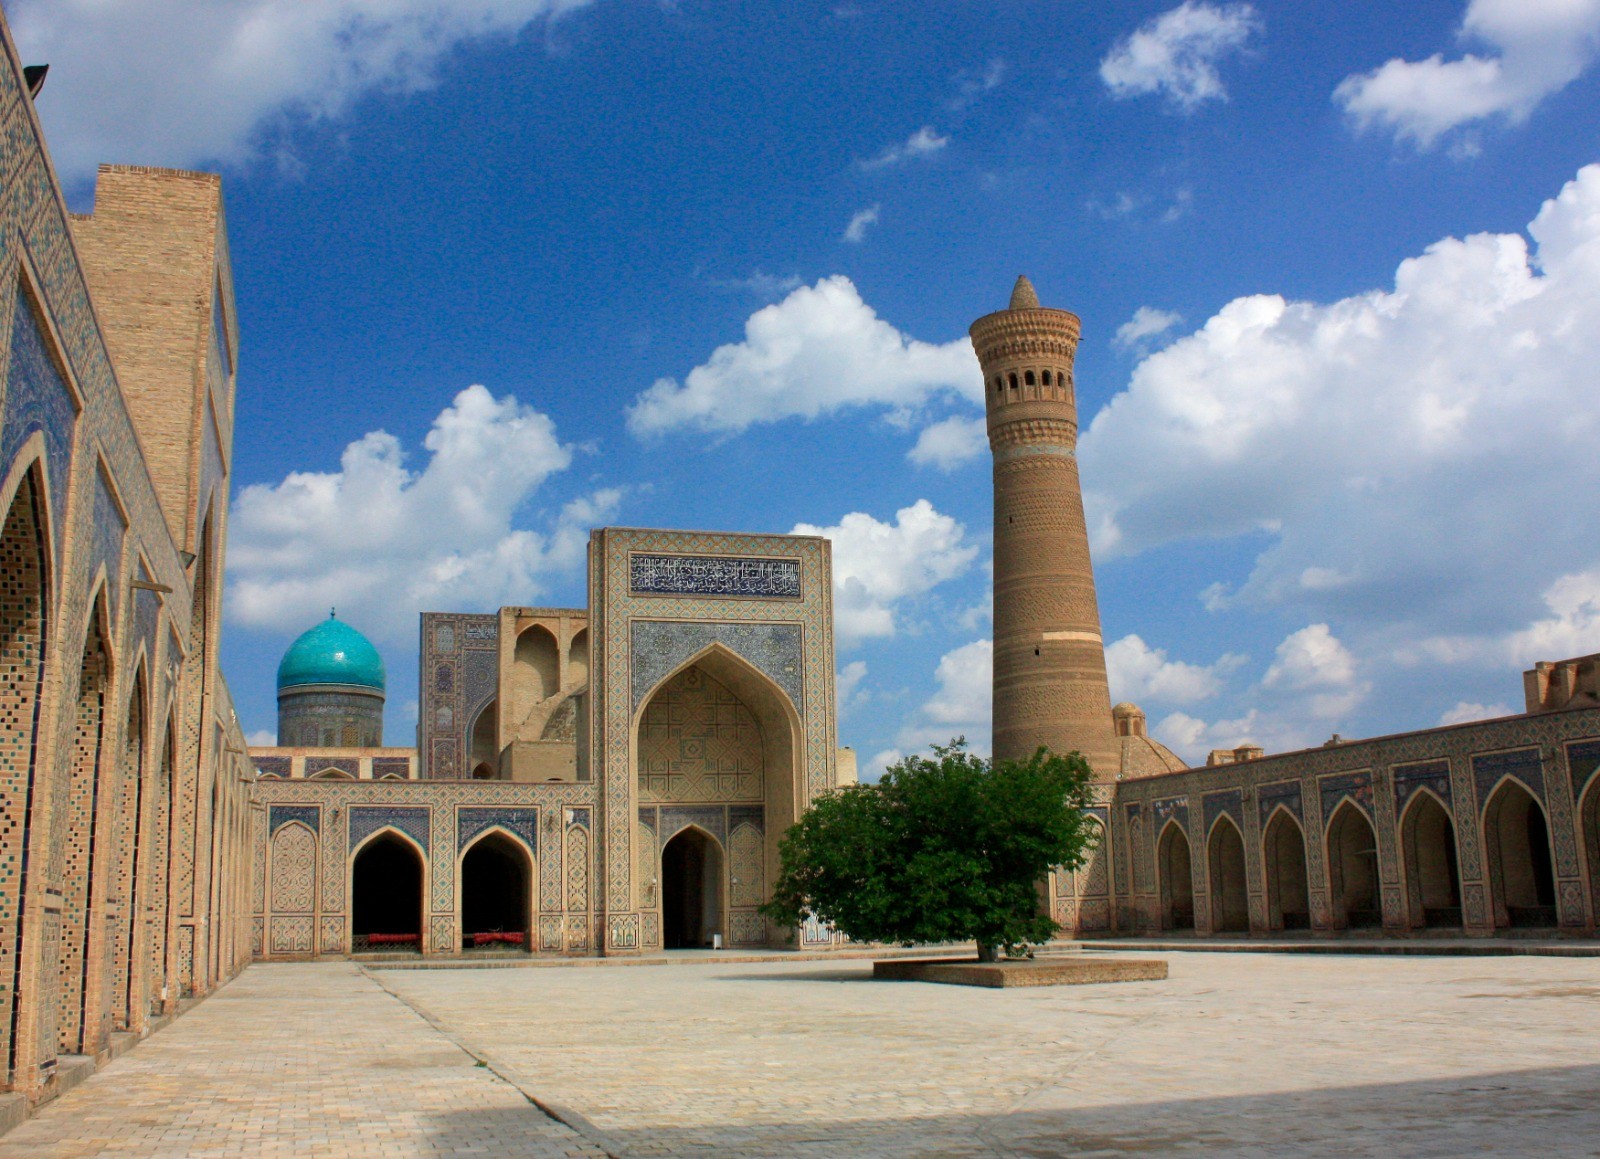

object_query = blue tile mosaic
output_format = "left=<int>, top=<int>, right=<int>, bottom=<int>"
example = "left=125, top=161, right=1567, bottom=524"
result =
left=658, top=805, right=727, bottom=850
left=1, top=282, right=75, bottom=565
left=1472, top=747, right=1544, bottom=805
left=349, top=806, right=430, bottom=852
left=630, top=620, right=804, bottom=712
left=1393, top=760, right=1452, bottom=813
left=630, top=553, right=800, bottom=598
left=269, top=804, right=320, bottom=835
left=1203, top=789, right=1243, bottom=835
left=1319, top=771, right=1373, bottom=820
left=1257, top=780, right=1302, bottom=826
left=457, top=807, right=538, bottom=855
left=1566, top=741, right=1600, bottom=803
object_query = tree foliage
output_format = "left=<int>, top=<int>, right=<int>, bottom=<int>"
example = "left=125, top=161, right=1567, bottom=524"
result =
left=761, top=739, right=1098, bottom=960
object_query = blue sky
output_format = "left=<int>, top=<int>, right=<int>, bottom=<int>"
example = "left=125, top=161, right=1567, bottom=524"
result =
left=16, top=0, right=1600, bottom=771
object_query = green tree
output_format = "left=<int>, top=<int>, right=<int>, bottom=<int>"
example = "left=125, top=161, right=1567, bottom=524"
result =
left=761, top=739, right=1098, bottom=961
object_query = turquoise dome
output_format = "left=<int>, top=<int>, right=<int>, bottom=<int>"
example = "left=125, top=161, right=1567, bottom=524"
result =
left=277, top=615, right=386, bottom=693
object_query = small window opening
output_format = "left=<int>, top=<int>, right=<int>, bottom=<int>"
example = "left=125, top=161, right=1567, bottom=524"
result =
left=1042, top=370, right=1052, bottom=386
left=1025, top=370, right=1036, bottom=386
left=1008, top=373, right=1018, bottom=390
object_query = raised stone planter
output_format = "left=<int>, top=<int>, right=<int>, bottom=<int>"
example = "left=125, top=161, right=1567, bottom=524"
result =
left=872, top=956, right=1167, bottom=988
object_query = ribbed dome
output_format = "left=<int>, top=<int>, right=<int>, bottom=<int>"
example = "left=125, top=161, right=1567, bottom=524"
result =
left=277, top=615, right=385, bottom=693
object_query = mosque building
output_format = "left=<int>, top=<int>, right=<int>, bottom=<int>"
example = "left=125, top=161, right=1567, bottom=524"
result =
left=3, top=0, right=1600, bottom=1120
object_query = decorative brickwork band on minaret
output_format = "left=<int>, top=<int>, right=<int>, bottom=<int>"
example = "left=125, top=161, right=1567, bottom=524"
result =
left=974, top=276, right=1120, bottom=777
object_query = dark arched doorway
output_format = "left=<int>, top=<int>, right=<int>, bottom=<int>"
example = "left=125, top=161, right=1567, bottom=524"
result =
left=662, top=828, right=723, bottom=949
left=1327, top=802, right=1380, bottom=929
left=1263, top=810, right=1310, bottom=930
left=1157, top=823, right=1195, bottom=931
left=1484, top=781, right=1557, bottom=928
left=460, top=833, right=529, bottom=951
left=352, top=833, right=423, bottom=951
left=1401, top=793, right=1460, bottom=929
left=1208, top=818, right=1249, bottom=932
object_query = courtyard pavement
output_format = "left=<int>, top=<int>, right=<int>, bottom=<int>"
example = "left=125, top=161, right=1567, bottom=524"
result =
left=7, top=951, right=1600, bottom=1156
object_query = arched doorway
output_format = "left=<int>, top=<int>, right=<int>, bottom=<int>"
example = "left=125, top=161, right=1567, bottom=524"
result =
left=460, top=833, right=530, bottom=951
left=1208, top=818, right=1249, bottom=932
left=61, top=595, right=112, bottom=1054
left=634, top=646, right=800, bottom=949
left=1401, top=792, right=1460, bottom=929
left=0, top=468, right=48, bottom=1084
left=1262, top=809, right=1310, bottom=930
left=1074, top=820, right=1111, bottom=932
left=469, top=699, right=498, bottom=780
left=115, top=670, right=148, bottom=1030
left=351, top=833, right=424, bottom=951
left=661, top=828, right=723, bottom=949
left=1157, top=822, right=1195, bottom=931
left=1484, top=781, right=1557, bottom=928
left=1327, top=801, right=1380, bottom=929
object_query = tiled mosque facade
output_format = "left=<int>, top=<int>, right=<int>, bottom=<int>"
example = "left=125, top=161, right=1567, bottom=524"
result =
left=0, top=10, right=252, bottom=1109
left=251, top=529, right=849, bottom=958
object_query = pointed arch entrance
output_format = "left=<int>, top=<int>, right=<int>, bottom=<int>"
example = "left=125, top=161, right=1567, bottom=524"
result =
left=634, top=644, right=800, bottom=949
left=1484, top=781, right=1557, bottom=928
left=460, top=832, right=530, bottom=951
left=1157, top=822, right=1195, bottom=931
left=1262, top=809, right=1310, bottom=930
left=0, top=467, right=49, bottom=1084
left=1207, top=818, right=1249, bottom=932
left=1401, top=792, right=1460, bottom=929
left=661, top=827, right=724, bottom=949
left=1327, top=801, right=1380, bottom=929
left=351, top=833, right=424, bottom=951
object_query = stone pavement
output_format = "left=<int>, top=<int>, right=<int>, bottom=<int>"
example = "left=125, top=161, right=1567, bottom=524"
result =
left=1, top=962, right=604, bottom=1157
left=9, top=951, right=1600, bottom=1156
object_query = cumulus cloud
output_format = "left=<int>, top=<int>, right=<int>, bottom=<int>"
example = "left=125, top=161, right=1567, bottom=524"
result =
left=792, top=500, right=978, bottom=645
left=1439, top=700, right=1515, bottom=725
left=1412, top=567, right=1600, bottom=668
left=1099, top=2, right=1260, bottom=111
left=907, top=415, right=987, bottom=471
left=837, top=660, right=870, bottom=712
left=1105, top=633, right=1243, bottom=705
left=709, top=271, right=802, bottom=299
left=11, top=0, right=592, bottom=185
left=1113, top=306, right=1184, bottom=351
left=887, top=639, right=993, bottom=759
left=1080, top=164, right=1600, bottom=685
left=227, top=385, right=612, bottom=640
left=626, top=276, right=980, bottom=437
left=1335, top=0, right=1600, bottom=149
left=842, top=205, right=881, bottom=243
left=857, top=126, right=949, bottom=170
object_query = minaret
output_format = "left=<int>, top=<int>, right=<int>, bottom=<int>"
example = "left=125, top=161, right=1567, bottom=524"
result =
left=973, top=276, right=1119, bottom=777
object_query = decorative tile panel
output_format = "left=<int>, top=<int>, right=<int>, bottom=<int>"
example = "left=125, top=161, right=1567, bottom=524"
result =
left=630, top=554, right=801, bottom=598
left=1319, top=771, right=1374, bottom=821
left=348, top=806, right=430, bottom=852
left=1, top=280, right=75, bottom=567
left=1393, top=760, right=1452, bottom=814
left=268, top=804, right=319, bottom=835
left=631, top=620, right=803, bottom=712
left=1566, top=740, right=1600, bottom=804
left=1472, top=748, right=1544, bottom=804
left=658, top=805, right=728, bottom=850
left=457, top=807, right=538, bottom=855
left=1202, top=790, right=1242, bottom=836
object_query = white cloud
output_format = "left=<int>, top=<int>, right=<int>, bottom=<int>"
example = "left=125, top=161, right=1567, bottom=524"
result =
left=245, top=729, right=277, bottom=748
left=1105, top=633, right=1243, bottom=705
left=907, top=415, right=987, bottom=471
left=227, top=385, right=614, bottom=640
left=1412, top=567, right=1600, bottom=668
left=710, top=271, right=802, bottom=298
left=11, top=0, right=593, bottom=185
left=792, top=500, right=978, bottom=645
left=1439, top=700, right=1514, bottom=726
left=890, top=639, right=993, bottom=757
left=842, top=205, right=881, bottom=243
left=837, top=660, right=870, bottom=712
left=626, top=276, right=980, bottom=437
left=1099, top=2, right=1260, bottom=111
left=949, top=59, right=1006, bottom=109
left=1262, top=624, right=1356, bottom=690
left=1080, top=164, right=1600, bottom=691
left=858, top=126, right=949, bottom=170
left=1114, top=306, right=1184, bottom=351
left=921, top=639, right=992, bottom=725
left=1335, top=0, right=1600, bottom=149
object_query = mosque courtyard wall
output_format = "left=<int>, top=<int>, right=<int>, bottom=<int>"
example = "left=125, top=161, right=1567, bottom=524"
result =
left=0, top=6, right=252, bottom=1107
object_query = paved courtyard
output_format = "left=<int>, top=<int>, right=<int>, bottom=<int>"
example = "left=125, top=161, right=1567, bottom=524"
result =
left=7, top=951, right=1600, bottom=1156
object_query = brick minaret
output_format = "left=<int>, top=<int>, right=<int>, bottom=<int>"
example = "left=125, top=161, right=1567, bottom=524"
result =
left=973, top=276, right=1119, bottom=777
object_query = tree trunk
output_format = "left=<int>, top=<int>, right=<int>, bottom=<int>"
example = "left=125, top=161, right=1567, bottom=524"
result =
left=976, top=941, right=997, bottom=963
